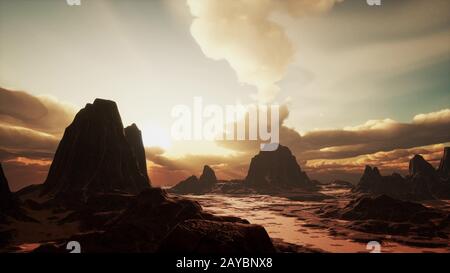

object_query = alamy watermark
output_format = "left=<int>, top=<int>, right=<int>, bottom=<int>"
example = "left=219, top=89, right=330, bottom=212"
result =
left=366, top=241, right=381, bottom=253
left=66, top=0, right=81, bottom=6
left=66, top=241, right=81, bottom=253
left=171, top=97, right=280, bottom=151
left=367, top=0, right=381, bottom=6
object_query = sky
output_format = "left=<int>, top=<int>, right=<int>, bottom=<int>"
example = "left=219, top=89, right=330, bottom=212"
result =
left=0, top=0, right=449, bottom=190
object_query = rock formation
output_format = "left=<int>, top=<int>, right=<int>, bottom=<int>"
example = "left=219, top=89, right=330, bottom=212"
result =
left=355, top=166, right=382, bottom=193
left=41, top=99, right=150, bottom=200
left=158, top=219, right=275, bottom=253
left=409, top=155, right=436, bottom=177
left=245, top=145, right=314, bottom=190
left=171, top=165, right=218, bottom=194
left=354, top=147, right=450, bottom=200
left=0, top=163, right=16, bottom=211
left=199, top=165, right=217, bottom=186
left=1, top=98, right=277, bottom=253
left=438, top=147, right=450, bottom=179
left=338, top=195, right=449, bottom=238
left=125, top=123, right=151, bottom=183
left=355, top=166, right=408, bottom=198
left=33, top=188, right=275, bottom=253
left=341, top=195, right=440, bottom=222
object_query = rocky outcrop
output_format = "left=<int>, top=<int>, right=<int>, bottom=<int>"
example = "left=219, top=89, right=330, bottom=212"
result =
left=171, top=176, right=199, bottom=193
left=354, top=166, right=408, bottom=198
left=171, top=145, right=316, bottom=194
left=438, top=147, right=450, bottom=178
left=125, top=123, right=151, bottom=184
left=2, top=98, right=276, bottom=253
left=199, top=165, right=217, bottom=186
left=409, top=155, right=437, bottom=177
left=158, top=219, right=275, bottom=253
left=354, top=148, right=450, bottom=200
left=245, top=145, right=314, bottom=190
left=33, top=188, right=275, bottom=253
left=41, top=99, right=150, bottom=200
left=355, top=166, right=382, bottom=193
left=170, top=165, right=218, bottom=194
left=337, top=195, right=449, bottom=237
left=341, top=195, right=442, bottom=222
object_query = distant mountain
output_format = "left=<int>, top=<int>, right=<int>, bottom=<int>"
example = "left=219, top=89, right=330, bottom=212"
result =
left=245, top=145, right=314, bottom=190
left=354, top=147, right=450, bottom=200
left=171, top=165, right=218, bottom=194
left=41, top=99, right=150, bottom=200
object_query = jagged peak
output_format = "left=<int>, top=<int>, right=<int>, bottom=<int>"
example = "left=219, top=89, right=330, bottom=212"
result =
left=409, top=154, right=436, bottom=176
left=362, top=165, right=381, bottom=177
left=363, top=165, right=373, bottom=174
left=199, top=165, right=217, bottom=185
left=201, top=165, right=214, bottom=175
left=125, top=123, right=140, bottom=132
left=373, top=167, right=381, bottom=176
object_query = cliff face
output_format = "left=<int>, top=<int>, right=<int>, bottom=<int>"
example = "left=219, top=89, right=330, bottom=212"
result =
left=41, top=99, right=150, bottom=199
left=245, top=145, right=313, bottom=189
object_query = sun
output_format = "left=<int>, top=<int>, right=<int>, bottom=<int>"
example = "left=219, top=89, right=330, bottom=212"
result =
left=141, top=122, right=172, bottom=149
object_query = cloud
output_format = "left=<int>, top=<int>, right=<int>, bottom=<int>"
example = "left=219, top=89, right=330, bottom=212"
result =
left=1, top=159, right=51, bottom=192
left=0, top=124, right=59, bottom=155
left=0, top=87, right=76, bottom=190
left=304, top=143, right=448, bottom=183
left=216, top=107, right=450, bottom=182
left=413, top=109, right=450, bottom=124
left=0, top=87, right=75, bottom=159
left=186, top=0, right=343, bottom=102
left=0, top=87, right=76, bottom=135
left=295, top=108, right=450, bottom=160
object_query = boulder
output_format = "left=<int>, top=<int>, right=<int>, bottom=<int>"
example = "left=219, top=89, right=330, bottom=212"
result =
left=158, top=219, right=276, bottom=254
